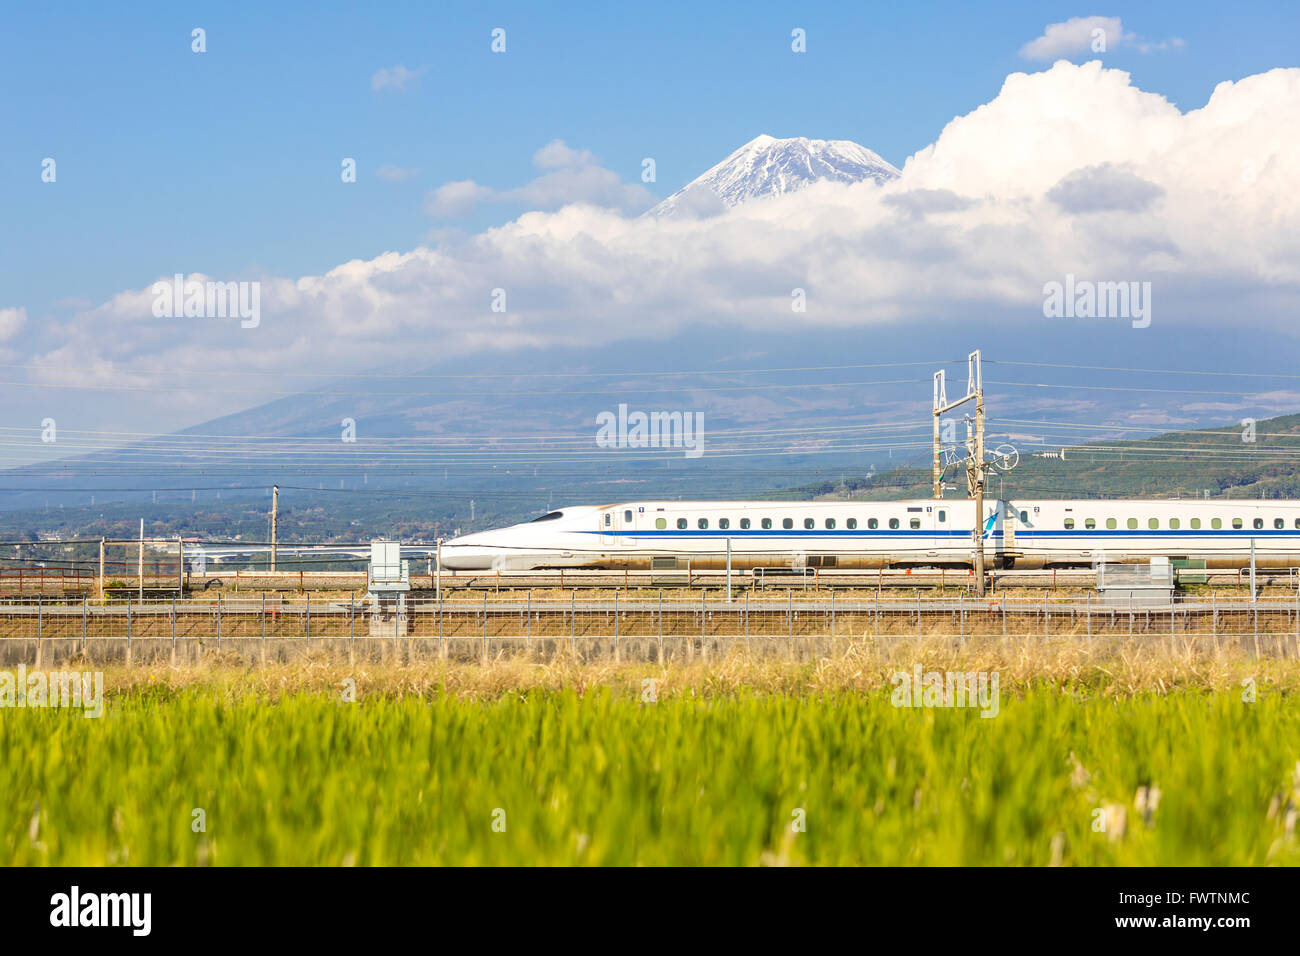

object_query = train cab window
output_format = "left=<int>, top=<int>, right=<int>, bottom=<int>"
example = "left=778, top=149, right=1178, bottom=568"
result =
left=530, top=511, right=565, bottom=522
left=762, top=518, right=772, bottom=530
left=698, top=518, right=709, bottom=529
left=1212, top=518, right=1222, bottom=529
left=782, top=518, right=794, bottom=530
left=719, top=518, right=730, bottom=530
left=1169, top=518, right=1180, bottom=530
left=847, top=518, right=857, bottom=529
left=804, top=518, right=815, bottom=530
left=740, top=518, right=751, bottom=529
left=825, top=518, right=836, bottom=530
left=888, top=518, right=900, bottom=530
left=909, top=518, right=921, bottom=529
left=1189, top=518, right=1200, bottom=529
left=1148, top=518, right=1159, bottom=530
left=1127, top=518, right=1139, bottom=530
left=938, top=510, right=946, bottom=522
left=655, top=518, right=667, bottom=530
left=1106, top=519, right=1117, bottom=530
left=1275, top=518, right=1285, bottom=530
left=1085, top=518, right=1096, bottom=529
left=1232, top=518, right=1243, bottom=529
left=1064, top=519, right=1075, bottom=530
left=677, top=519, right=688, bottom=530
left=1254, top=518, right=1265, bottom=530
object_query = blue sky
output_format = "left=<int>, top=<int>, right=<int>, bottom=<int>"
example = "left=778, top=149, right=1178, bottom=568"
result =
left=4, top=0, right=1298, bottom=318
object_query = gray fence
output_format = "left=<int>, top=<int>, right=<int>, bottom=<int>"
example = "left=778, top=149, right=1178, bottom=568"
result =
left=3, top=590, right=1299, bottom=665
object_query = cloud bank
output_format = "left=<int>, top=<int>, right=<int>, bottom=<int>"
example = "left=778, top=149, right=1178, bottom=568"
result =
left=16, top=61, right=1300, bottom=421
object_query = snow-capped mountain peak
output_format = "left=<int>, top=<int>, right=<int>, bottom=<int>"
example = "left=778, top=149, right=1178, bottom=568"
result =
left=649, top=134, right=900, bottom=218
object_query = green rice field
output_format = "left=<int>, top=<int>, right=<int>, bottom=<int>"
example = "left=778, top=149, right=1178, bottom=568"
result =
left=2, top=672, right=1297, bottom=865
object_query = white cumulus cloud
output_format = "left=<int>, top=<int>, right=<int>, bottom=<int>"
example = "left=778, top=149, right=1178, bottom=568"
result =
left=425, top=139, right=656, bottom=218
left=370, top=64, right=424, bottom=92
left=19, top=62, right=1300, bottom=426
left=1020, top=16, right=1183, bottom=60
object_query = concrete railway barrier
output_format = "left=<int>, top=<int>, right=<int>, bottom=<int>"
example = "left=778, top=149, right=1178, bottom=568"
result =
left=2, top=591, right=1298, bottom=666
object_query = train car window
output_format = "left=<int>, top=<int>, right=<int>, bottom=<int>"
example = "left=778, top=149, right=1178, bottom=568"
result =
left=888, top=518, right=900, bottom=530
left=1169, top=518, right=1180, bottom=529
left=740, top=518, right=751, bottom=529
left=762, top=518, right=772, bottom=529
left=782, top=518, right=794, bottom=530
left=938, top=510, right=946, bottom=522
left=1127, top=518, right=1138, bottom=530
left=909, top=518, right=921, bottom=530
left=1232, top=518, right=1243, bottom=529
left=1106, top=519, right=1117, bottom=529
left=719, top=518, right=730, bottom=530
left=1085, top=518, right=1096, bottom=529
left=604, top=513, right=612, bottom=527
left=677, top=519, right=688, bottom=530
left=1064, top=519, right=1075, bottom=530
left=1295, top=519, right=1300, bottom=530
left=1254, top=518, right=1265, bottom=530
left=847, top=518, right=857, bottom=529
left=1190, top=518, right=1200, bottom=529
left=1019, top=511, right=1028, bottom=523
left=868, top=518, right=878, bottom=529
left=804, top=518, right=815, bottom=530
left=698, top=518, right=709, bottom=529
left=1212, top=518, right=1222, bottom=529
left=655, top=518, right=667, bottom=530
left=624, top=510, right=633, bottom=522
left=825, top=518, right=836, bottom=529
left=1275, top=518, right=1284, bottom=530
left=1149, top=518, right=1159, bottom=530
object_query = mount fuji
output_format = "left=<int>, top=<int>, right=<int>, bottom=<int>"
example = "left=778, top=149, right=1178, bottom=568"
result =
left=648, top=134, right=900, bottom=218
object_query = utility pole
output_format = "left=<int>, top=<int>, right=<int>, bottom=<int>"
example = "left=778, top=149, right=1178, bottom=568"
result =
left=271, top=485, right=279, bottom=572
left=932, top=370, right=945, bottom=499
left=932, top=350, right=988, bottom=595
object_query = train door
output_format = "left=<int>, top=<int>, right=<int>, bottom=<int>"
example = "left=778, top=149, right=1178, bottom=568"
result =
left=921, top=504, right=941, bottom=556
left=931, top=504, right=951, bottom=555
left=998, top=503, right=1015, bottom=555
left=617, top=507, right=637, bottom=547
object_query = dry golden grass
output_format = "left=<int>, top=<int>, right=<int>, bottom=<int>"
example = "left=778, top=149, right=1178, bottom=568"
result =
left=91, top=633, right=1300, bottom=703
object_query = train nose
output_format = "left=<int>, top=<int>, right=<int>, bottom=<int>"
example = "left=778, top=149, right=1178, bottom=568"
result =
left=439, top=533, right=498, bottom=570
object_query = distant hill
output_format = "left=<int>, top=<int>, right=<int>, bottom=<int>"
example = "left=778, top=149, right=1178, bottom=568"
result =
left=790, top=413, right=1300, bottom=502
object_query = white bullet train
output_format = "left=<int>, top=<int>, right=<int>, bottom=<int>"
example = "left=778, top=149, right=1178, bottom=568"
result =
left=440, top=498, right=1300, bottom=571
